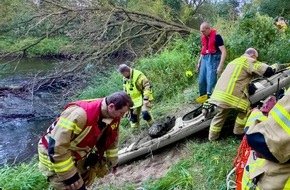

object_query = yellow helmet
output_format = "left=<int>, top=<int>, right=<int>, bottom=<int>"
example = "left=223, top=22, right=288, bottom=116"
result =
left=185, top=70, right=193, bottom=78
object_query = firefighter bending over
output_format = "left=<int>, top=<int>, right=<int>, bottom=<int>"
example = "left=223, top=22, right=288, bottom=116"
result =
left=206, top=47, right=287, bottom=141
left=38, top=92, right=133, bottom=190
left=118, top=62, right=154, bottom=128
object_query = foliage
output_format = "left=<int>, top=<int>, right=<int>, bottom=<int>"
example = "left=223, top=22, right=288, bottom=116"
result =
left=259, top=0, right=290, bottom=18
left=0, top=157, right=49, bottom=190
left=77, top=70, right=123, bottom=100
left=225, top=13, right=286, bottom=63
left=28, top=37, right=71, bottom=56
left=120, top=0, right=173, bottom=21
left=2, top=1, right=290, bottom=190
left=0, top=37, right=71, bottom=56
left=138, top=38, right=198, bottom=103
left=0, top=0, right=30, bottom=24
left=211, top=0, right=240, bottom=20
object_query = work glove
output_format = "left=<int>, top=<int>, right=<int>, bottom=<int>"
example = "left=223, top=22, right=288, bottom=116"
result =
left=84, top=152, right=98, bottom=169
left=202, top=101, right=214, bottom=118
left=248, top=83, right=257, bottom=95
left=63, top=172, right=86, bottom=190
left=202, top=101, right=213, bottom=110
left=112, top=166, right=117, bottom=174
left=271, top=63, right=280, bottom=72
left=82, top=161, right=109, bottom=187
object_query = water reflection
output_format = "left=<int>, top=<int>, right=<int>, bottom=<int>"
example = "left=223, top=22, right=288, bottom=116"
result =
left=0, top=57, right=55, bottom=79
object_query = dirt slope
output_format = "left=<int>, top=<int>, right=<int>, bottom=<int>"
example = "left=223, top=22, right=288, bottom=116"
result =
left=92, top=103, right=200, bottom=189
left=95, top=142, right=186, bottom=189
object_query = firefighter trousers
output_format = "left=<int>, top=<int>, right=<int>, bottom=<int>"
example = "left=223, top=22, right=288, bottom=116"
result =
left=209, top=107, right=248, bottom=141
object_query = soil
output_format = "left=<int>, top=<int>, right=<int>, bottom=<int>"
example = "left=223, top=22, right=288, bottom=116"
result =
left=92, top=102, right=200, bottom=189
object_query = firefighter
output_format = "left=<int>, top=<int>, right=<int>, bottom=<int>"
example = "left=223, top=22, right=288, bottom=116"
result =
left=207, top=48, right=281, bottom=141
left=274, top=17, right=288, bottom=32
left=118, top=62, right=154, bottom=128
left=38, top=92, right=134, bottom=190
left=242, top=88, right=290, bottom=189
left=231, top=96, right=277, bottom=190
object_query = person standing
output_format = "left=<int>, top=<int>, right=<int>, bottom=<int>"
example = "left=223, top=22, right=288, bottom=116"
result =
left=196, top=22, right=227, bottom=98
left=38, top=92, right=134, bottom=190
left=118, top=62, right=154, bottom=128
left=207, top=48, right=282, bottom=141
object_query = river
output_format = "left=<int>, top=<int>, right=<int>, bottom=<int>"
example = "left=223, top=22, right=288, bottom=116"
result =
left=0, top=58, right=58, bottom=165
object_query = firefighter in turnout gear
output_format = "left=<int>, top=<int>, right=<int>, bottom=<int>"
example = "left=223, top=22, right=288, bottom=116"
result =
left=230, top=95, right=277, bottom=190
left=274, top=17, right=288, bottom=32
left=207, top=48, right=282, bottom=141
left=38, top=92, right=133, bottom=190
left=118, top=63, right=154, bottom=128
left=242, top=88, right=290, bottom=189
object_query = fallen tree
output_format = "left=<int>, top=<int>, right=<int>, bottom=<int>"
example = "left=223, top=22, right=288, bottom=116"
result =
left=0, top=0, right=201, bottom=97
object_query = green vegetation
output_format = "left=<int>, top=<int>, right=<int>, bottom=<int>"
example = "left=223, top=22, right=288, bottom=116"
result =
left=0, top=37, right=71, bottom=56
left=0, top=157, right=49, bottom=190
left=1, top=0, right=290, bottom=189
left=142, top=138, right=239, bottom=190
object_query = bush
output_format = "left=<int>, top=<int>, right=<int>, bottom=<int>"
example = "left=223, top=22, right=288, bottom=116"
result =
left=224, top=13, right=290, bottom=63
left=138, top=38, right=198, bottom=103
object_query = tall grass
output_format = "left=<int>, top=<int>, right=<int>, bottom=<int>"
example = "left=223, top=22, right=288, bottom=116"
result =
left=0, top=157, right=48, bottom=190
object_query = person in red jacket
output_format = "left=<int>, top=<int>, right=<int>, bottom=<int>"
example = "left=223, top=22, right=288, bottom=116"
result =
left=196, top=22, right=227, bottom=98
left=38, top=91, right=133, bottom=190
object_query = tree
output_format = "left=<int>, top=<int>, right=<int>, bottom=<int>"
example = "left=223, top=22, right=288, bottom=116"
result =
left=258, top=0, right=290, bottom=18
left=211, top=0, right=240, bottom=20
left=0, top=0, right=203, bottom=99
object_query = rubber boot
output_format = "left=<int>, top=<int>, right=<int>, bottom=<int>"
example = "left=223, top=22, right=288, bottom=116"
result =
left=130, top=122, right=140, bottom=128
left=146, top=119, right=154, bottom=127
left=233, top=125, right=244, bottom=136
left=208, top=130, right=220, bottom=141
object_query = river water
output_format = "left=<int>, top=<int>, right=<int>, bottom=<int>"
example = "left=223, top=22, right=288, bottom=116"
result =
left=0, top=58, right=58, bottom=165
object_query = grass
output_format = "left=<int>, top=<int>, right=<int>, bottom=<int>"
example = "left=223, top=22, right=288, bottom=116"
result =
left=137, top=137, right=240, bottom=190
left=0, top=157, right=49, bottom=190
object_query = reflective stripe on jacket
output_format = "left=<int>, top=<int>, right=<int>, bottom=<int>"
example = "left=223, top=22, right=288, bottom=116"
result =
left=242, top=155, right=290, bottom=190
left=244, top=108, right=267, bottom=128
left=209, top=54, right=268, bottom=112
left=38, top=99, right=120, bottom=177
left=243, top=88, right=290, bottom=189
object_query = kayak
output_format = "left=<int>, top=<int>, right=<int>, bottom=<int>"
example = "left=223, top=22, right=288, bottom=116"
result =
left=118, top=69, right=290, bottom=165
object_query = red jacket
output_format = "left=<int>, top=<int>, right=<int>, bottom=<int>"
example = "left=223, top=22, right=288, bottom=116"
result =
left=66, top=99, right=120, bottom=159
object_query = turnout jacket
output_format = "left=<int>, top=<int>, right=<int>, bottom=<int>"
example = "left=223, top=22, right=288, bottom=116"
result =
left=123, top=69, right=153, bottom=108
left=209, top=54, right=269, bottom=112
left=38, top=99, right=119, bottom=181
left=242, top=88, right=290, bottom=189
